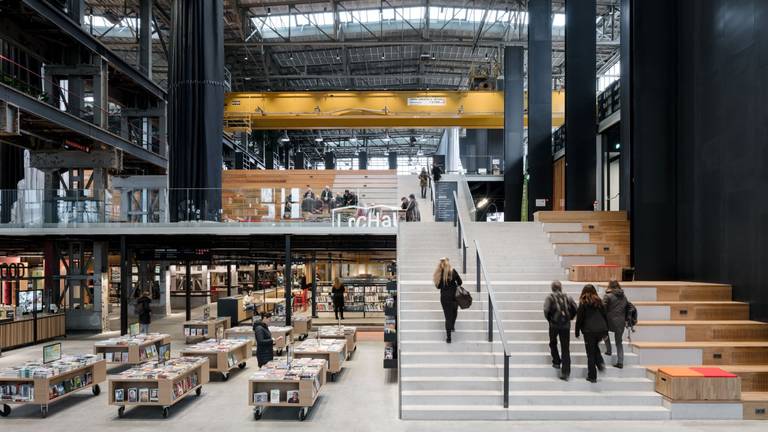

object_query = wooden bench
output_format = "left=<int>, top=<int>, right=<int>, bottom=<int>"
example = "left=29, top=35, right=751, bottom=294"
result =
left=655, top=367, right=741, bottom=401
left=633, top=341, right=768, bottom=365
left=634, top=301, right=750, bottom=320
left=568, top=264, right=622, bottom=282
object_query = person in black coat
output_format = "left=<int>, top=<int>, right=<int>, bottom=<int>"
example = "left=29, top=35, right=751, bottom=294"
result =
left=543, top=281, right=577, bottom=380
left=431, top=164, right=443, bottom=182
left=331, top=277, right=345, bottom=320
left=433, top=258, right=462, bottom=343
left=136, top=291, right=152, bottom=334
left=253, top=312, right=282, bottom=367
left=575, top=284, right=609, bottom=383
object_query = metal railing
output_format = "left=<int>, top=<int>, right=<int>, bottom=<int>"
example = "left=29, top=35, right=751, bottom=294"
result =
left=474, top=239, right=512, bottom=408
left=452, top=190, right=469, bottom=274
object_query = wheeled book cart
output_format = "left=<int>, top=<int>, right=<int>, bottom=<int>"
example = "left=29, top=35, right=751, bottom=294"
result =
left=316, top=325, right=357, bottom=359
left=248, top=359, right=327, bottom=421
left=182, top=318, right=229, bottom=344
left=93, top=334, right=172, bottom=365
left=224, top=325, right=293, bottom=355
left=179, top=339, right=252, bottom=380
left=292, top=317, right=312, bottom=340
left=293, top=339, right=346, bottom=381
left=108, top=357, right=210, bottom=419
left=0, top=358, right=106, bottom=418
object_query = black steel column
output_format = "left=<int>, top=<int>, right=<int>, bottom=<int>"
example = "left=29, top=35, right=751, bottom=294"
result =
left=139, top=0, right=153, bottom=77
left=120, top=236, right=129, bottom=335
left=284, top=235, right=292, bottom=326
left=388, top=151, right=397, bottom=170
left=503, top=46, right=525, bottom=222
left=358, top=151, right=368, bottom=170
left=265, top=144, right=275, bottom=169
left=619, top=0, right=632, bottom=213
left=565, top=0, right=597, bottom=210
left=324, top=152, right=335, bottom=169
left=527, top=0, right=553, bottom=219
left=169, top=0, right=224, bottom=221
left=293, top=151, right=305, bottom=169
left=311, top=253, right=318, bottom=318
left=185, top=260, right=191, bottom=321
left=0, top=144, right=24, bottom=223
left=226, top=263, right=232, bottom=297
left=254, top=262, right=259, bottom=293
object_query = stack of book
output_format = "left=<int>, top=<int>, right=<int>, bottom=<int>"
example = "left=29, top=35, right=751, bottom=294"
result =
left=115, top=357, right=206, bottom=381
left=184, top=339, right=247, bottom=353
left=183, top=327, right=209, bottom=337
left=0, top=354, right=100, bottom=379
left=316, top=325, right=356, bottom=337
left=294, top=339, right=345, bottom=354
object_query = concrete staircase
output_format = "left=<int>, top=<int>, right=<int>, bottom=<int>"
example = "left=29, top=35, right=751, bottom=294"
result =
left=397, top=221, right=670, bottom=420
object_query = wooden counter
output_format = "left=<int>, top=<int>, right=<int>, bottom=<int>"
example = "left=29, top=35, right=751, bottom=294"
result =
left=0, top=313, right=66, bottom=351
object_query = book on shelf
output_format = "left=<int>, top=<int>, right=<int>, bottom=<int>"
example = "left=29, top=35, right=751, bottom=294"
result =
left=127, top=388, right=138, bottom=403
left=139, top=388, right=149, bottom=403
left=270, top=389, right=280, bottom=404
left=114, top=389, right=124, bottom=402
left=287, top=390, right=300, bottom=403
left=150, top=388, right=159, bottom=402
left=253, top=392, right=268, bottom=403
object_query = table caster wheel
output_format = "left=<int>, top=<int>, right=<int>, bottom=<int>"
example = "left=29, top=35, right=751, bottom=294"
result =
left=162, top=407, right=169, bottom=418
left=117, top=406, right=125, bottom=418
left=41, top=406, right=48, bottom=418
left=253, top=407, right=263, bottom=420
left=330, top=373, right=336, bottom=382
left=196, top=387, right=202, bottom=396
left=92, top=384, right=101, bottom=396
left=0, top=404, right=10, bottom=417
left=238, top=362, right=246, bottom=369
left=222, top=373, right=229, bottom=381
left=299, top=408, right=308, bottom=421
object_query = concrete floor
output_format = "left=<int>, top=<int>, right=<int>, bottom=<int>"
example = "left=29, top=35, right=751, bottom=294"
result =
left=0, top=311, right=765, bottom=432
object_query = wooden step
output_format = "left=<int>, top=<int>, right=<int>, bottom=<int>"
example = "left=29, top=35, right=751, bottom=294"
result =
left=534, top=211, right=628, bottom=222
left=633, top=341, right=768, bottom=365
left=742, top=392, right=768, bottom=420
left=601, top=282, right=733, bottom=302
left=581, top=221, right=630, bottom=232
left=590, top=232, right=631, bottom=243
left=637, top=321, right=768, bottom=342
left=634, top=301, right=750, bottom=320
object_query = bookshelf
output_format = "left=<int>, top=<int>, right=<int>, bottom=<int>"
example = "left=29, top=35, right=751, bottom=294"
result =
left=315, top=278, right=389, bottom=318
left=179, top=339, right=252, bottom=380
left=248, top=357, right=327, bottom=421
left=383, top=281, right=397, bottom=369
left=182, top=318, right=230, bottom=344
left=316, top=326, right=357, bottom=359
left=93, top=334, right=172, bottom=365
left=293, top=339, right=346, bottom=381
left=108, top=357, right=209, bottom=418
left=0, top=355, right=106, bottom=418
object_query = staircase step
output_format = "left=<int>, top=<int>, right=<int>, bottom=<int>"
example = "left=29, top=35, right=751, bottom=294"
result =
left=401, top=404, right=670, bottom=420
left=402, top=390, right=663, bottom=406
left=401, top=350, right=639, bottom=365
left=401, top=363, right=648, bottom=378
left=401, top=376, right=655, bottom=392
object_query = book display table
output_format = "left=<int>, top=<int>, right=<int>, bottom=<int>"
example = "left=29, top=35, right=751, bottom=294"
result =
left=248, top=357, right=327, bottom=421
left=292, top=316, right=312, bottom=340
left=0, top=354, right=106, bottom=418
left=179, top=339, right=252, bottom=380
left=316, top=325, right=357, bottom=359
left=225, top=325, right=293, bottom=355
left=293, top=339, right=346, bottom=381
left=93, top=334, right=171, bottom=365
left=108, top=357, right=209, bottom=418
left=183, top=318, right=230, bottom=344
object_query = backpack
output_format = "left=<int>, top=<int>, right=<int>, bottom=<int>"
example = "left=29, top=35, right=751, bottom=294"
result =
left=549, top=293, right=576, bottom=327
left=625, top=301, right=638, bottom=328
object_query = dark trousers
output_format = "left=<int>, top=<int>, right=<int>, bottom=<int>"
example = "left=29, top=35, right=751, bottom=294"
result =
left=583, top=332, right=605, bottom=380
left=420, top=185, right=427, bottom=198
left=333, top=301, right=344, bottom=320
left=440, top=295, right=458, bottom=332
left=548, top=326, right=571, bottom=375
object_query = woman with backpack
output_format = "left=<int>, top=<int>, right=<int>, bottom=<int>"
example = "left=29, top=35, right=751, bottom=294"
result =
left=543, top=281, right=577, bottom=381
left=433, top=258, right=462, bottom=343
left=575, top=284, right=609, bottom=383
left=603, top=279, right=628, bottom=369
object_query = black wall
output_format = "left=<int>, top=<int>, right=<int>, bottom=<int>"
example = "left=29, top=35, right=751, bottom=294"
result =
left=628, top=0, right=768, bottom=320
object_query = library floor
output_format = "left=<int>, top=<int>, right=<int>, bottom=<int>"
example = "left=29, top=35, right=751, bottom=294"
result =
left=0, top=311, right=764, bottom=432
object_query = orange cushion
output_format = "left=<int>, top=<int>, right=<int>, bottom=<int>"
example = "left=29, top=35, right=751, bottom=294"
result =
left=658, top=367, right=702, bottom=377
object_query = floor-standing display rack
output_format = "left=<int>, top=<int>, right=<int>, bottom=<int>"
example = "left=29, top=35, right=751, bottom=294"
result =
left=248, top=357, right=327, bottom=421
left=108, top=357, right=209, bottom=418
left=293, top=339, right=346, bottom=381
left=93, top=334, right=171, bottom=365
left=182, top=318, right=230, bottom=344
left=179, top=339, right=252, bottom=380
left=316, top=326, right=357, bottom=359
left=0, top=355, right=106, bottom=418
left=383, top=281, right=397, bottom=369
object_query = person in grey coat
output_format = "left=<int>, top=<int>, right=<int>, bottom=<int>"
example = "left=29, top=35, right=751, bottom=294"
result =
left=405, top=194, right=421, bottom=222
left=602, top=280, right=628, bottom=368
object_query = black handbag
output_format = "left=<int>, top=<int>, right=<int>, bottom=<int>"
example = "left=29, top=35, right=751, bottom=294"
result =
left=455, top=286, right=473, bottom=309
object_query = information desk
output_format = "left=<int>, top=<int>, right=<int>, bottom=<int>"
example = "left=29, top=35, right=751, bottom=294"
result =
left=0, top=313, right=66, bottom=351
left=248, top=357, right=327, bottom=421
left=293, top=339, right=346, bottom=381
left=316, top=325, right=357, bottom=359
left=179, top=339, right=252, bottom=380
left=93, top=334, right=171, bottom=365
left=292, top=316, right=312, bottom=340
left=225, top=325, right=293, bottom=355
left=182, top=318, right=230, bottom=344
left=217, top=296, right=253, bottom=327
left=108, top=357, right=209, bottom=419
left=0, top=354, right=106, bottom=418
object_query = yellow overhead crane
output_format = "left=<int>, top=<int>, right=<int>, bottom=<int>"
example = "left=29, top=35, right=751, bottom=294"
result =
left=223, top=91, right=565, bottom=131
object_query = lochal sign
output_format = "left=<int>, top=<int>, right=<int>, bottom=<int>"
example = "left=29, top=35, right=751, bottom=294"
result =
left=331, top=205, right=400, bottom=228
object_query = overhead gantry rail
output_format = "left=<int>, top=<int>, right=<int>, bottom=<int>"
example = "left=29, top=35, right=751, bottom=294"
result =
left=223, top=91, right=565, bottom=131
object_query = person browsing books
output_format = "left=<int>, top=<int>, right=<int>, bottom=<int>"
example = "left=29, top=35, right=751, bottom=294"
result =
left=434, top=258, right=462, bottom=343
left=253, top=312, right=283, bottom=367
left=331, top=277, right=345, bottom=320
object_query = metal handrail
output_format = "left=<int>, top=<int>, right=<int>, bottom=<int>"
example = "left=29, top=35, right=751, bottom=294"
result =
left=474, top=239, right=511, bottom=408
left=429, top=169, right=437, bottom=217
left=452, top=190, right=469, bottom=274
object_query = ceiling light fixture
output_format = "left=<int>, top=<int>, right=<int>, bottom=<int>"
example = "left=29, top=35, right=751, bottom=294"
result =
left=315, top=133, right=323, bottom=142
left=280, top=131, right=290, bottom=142
left=477, top=198, right=490, bottom=209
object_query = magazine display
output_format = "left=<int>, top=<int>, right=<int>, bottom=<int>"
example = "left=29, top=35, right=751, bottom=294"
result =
left=183, top=339, right=249, bottom=354
left=0, top=354, right=101, bottom=403
left=112, top=357, right=206, bottom=403
left=316, top=325, right=356, bottom=337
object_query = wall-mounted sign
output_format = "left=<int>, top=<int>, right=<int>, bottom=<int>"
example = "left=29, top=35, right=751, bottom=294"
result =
left=407, top=97, right=446, bottom=107
left=331, top=205, right=400, bottom=228
left=64, top=139, right=91, bottom=153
